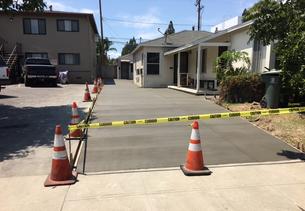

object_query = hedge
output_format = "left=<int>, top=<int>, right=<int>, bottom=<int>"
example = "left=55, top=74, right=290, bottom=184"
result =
left=220, top=74, right=265, bottom=103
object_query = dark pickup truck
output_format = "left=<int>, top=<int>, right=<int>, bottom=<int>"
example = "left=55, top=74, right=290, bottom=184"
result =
left=22, top=57, right=57, bottom=87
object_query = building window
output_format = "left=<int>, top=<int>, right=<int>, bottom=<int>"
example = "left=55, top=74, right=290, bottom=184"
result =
left=218, top=46, right=228, bottom=57
left=25, top=52, right=48, bottom=59
left=57, top=20, right=79, bottom=32
left=147, top=52, right=159, bottom=75
left=58, top=53, right=80, bottom=65
left=23, top=18, right=46, bottom=35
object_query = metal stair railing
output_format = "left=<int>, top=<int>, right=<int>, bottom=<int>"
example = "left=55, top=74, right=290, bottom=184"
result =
left=0, top=44, right=3, bottom=56
left=6, top=43, right=21, bottom=70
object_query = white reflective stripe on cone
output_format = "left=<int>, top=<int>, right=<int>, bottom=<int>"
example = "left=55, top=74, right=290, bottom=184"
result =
left=190, top=129, right=200, bottom=140
left=53, top=151, right=68, bottom=160
left=72, top=108, right=79, bottom=116
left=188, top=143, right=202, bottom=152
left=71, top=117, right=80, bottom=124
left=54, top=134, right=65, bottom=147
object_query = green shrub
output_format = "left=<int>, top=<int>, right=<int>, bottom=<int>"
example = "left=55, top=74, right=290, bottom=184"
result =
left=220, top=74, right=265, bottom=103
left=214, top=50, right=250, bottom=82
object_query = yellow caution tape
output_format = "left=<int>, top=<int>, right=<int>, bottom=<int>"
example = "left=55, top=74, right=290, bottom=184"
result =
left=68, top=107, right=305, bottom=130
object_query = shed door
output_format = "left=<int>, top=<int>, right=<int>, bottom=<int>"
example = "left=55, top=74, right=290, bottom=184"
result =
left=121, top=62, right=129, bottom=79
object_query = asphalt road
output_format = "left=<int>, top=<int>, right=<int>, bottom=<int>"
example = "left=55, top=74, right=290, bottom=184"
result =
left=78, top=80, right=300, bottom=173
left=0, top=83, right=88, bottom=177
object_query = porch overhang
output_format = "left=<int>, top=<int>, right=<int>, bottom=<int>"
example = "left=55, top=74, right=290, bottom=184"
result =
left=164, top=42, right=231, bottom=56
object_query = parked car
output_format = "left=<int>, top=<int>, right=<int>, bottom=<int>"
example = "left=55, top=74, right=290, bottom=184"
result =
left=0, top=55, right=10, bottom=92
left=22, top=57, right=57, bottom=87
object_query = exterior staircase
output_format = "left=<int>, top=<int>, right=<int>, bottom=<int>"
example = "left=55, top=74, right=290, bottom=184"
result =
left=0, top=37, right=22, bottom=82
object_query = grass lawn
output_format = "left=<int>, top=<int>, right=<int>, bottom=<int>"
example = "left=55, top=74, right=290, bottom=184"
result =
left=222, top=102, right=305, bottom=152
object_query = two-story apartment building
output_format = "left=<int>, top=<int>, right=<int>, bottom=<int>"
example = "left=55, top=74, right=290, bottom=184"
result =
left=0, top=10, right=98, bottom=83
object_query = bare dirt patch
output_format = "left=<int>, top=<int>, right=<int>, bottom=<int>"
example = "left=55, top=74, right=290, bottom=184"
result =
left=210, top=97, right=305, bottom=152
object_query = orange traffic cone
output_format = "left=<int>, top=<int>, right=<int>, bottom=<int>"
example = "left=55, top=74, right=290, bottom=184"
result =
left=69, top=102, right=82, bottom=138
left=44, top=125, right=77, bottom=186
left=92, top=80, right=98, bottom=94
left=180, top=121, right=212, bottom=176
left=83, top=82, right=92, bottom=102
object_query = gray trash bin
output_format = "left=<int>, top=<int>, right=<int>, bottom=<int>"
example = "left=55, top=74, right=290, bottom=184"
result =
left=261, top=70, right=281, bottom=108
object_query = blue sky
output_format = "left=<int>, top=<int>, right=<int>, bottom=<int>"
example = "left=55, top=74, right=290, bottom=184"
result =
left=46, top=0, right=258, bottom=58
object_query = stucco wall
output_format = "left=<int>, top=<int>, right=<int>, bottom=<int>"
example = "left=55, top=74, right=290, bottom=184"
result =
left=229, top=29, right=253, bottom=70
left=133, top=46, right=174, bottom=88
left=214, top=27, right=273, bottom=73
left=144, top=47, right=173, bottom=87
left=143, top=47, right=173, bottom=88
left=0, top=13, right=97, bottom=83
left=133, top=48, right=144, bottom=87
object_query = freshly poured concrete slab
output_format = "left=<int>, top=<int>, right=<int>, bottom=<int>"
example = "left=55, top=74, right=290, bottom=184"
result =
left=78, top=80, right=301, bottom=172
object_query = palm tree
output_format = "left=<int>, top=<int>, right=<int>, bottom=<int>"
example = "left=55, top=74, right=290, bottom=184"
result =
left=103, top=37, right=116, bottom=58
left=97, top=37, right=117, bottom=64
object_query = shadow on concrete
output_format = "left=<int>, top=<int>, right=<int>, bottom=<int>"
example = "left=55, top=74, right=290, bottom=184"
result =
left=29, top=83, right=63, bottom=88
left=0, top=104, right=86, bottom=161
left=277, top=150, right=305, bottom=160
left=0, top=95, right=18, bottom=99
left=103, top=79, right=116, bottom=85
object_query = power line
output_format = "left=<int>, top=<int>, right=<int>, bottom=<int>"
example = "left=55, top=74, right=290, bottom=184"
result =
left=107, top=37, right=149, bottom=41
left=103, top=17, right=214, bottom=27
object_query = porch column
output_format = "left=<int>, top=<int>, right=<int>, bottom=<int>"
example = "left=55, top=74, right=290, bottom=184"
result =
left=177, top=52, right=181, bottom=87
left=196, top=45, right=201, bottom=92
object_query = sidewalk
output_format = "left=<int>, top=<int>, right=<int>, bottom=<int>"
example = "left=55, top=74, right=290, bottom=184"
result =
left=2, top=160, right=305, bottom=211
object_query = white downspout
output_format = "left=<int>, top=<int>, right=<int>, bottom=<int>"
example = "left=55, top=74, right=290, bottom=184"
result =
left=177, top=52, right=181, bottom=87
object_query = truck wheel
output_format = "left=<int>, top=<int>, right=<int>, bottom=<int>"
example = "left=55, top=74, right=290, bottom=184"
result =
left=51, top=79, right=57, bottom=87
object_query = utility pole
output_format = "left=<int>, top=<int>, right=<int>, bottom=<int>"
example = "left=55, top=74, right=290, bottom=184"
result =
left=195, top=0, right=204, bottom=31
left=99, top=0, right=104, bottom=75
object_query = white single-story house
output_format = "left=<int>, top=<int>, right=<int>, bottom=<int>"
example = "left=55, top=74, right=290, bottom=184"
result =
left=131, top=19, right=277, bottom=94
left=131, top=30, right=212, bottom=88
left=116, top=53, right=133, bottom=80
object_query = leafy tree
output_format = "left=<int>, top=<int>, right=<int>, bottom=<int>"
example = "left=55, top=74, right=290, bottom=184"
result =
left=121, top=37, right=137, bottom=56
left=21, top=0, right=46, bottom=11
left=0, top=0, right=14, bottom=11
left=165, top=21, right=175, bottom=35
left=0, top=0, right=46, bottom=11
left=214, top=50, right=250, bottom=82
left=243, top=0, right=305, bottom=102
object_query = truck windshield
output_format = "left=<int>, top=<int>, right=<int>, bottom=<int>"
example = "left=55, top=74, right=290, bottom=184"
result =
left=0, top=56, right=6, bottom=67
left=25, top=58, right=51, bottom=65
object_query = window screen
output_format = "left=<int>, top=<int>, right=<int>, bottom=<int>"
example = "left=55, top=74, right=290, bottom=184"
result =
left=57, top=20, right=79, bottom=32
left=23, top=19, right=46, bottom=34
left=147, top=53, right=160, bottom=75
left=58, top=53, right=80, bottom=65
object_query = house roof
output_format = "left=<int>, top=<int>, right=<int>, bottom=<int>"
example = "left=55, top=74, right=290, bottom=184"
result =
left=131, top=30, right=212, bottom=54
left=164, top=20, right=253, bottom=56
left=117, top=53, right=133, bottom=62
left=0, top=10, right=98, bottom=34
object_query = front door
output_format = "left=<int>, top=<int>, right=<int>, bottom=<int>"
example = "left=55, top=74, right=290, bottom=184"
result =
left=180, top=52, right=188, bottom=86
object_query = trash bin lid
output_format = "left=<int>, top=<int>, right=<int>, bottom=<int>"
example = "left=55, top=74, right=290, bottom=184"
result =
left=261, top=69, right=282, bottom=75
